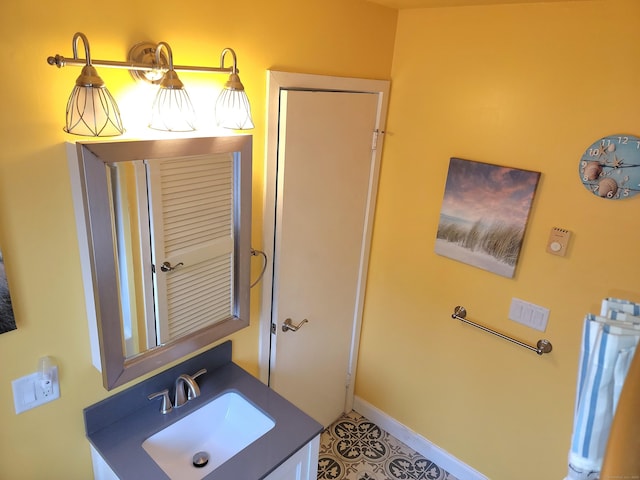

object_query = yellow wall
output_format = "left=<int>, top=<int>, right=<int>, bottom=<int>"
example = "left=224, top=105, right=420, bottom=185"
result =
left=0, top=1, right=396, bottom=478
left=3, top=0, right=639, bottom=479
left=356, top=1, right=640, bottom=479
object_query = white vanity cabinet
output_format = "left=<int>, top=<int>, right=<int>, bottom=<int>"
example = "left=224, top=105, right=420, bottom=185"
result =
left=91, top=446, right=119, bottom=480
left=265, top=434, right=320, bottom=480
left=90, top=435, right=320, bottom=480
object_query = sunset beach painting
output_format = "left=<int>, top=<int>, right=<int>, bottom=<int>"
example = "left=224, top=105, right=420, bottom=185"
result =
left=436, top=158, right=540, bottom=278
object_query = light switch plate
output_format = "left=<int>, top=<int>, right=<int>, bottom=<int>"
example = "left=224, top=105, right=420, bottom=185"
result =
left=11, top=366, right=60, bottom=414
left=509, top=298, right=549, bottom=332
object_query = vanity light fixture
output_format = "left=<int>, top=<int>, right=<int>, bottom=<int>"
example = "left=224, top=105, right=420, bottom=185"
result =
left=148, top=42, right=196, bottom=132
left=63, top=32, right=124, bottom=137
left=47, top=32, right=255, bottom=136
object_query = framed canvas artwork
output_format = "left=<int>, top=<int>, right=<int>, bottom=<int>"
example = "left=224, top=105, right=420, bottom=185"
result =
left=435, top=158, right=540, bottom=278
left=0, top=247, right=16, bottom=334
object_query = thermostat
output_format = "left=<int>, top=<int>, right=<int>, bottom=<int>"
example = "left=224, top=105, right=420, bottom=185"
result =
left=546, top=227, right=571, bottom=256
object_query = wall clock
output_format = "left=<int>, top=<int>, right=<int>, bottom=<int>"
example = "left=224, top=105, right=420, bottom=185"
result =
left=579, top=134, right=640, bottom=200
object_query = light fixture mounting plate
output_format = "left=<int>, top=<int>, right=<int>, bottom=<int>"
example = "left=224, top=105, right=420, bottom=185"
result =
left=128, top=42, right=168, bottom=84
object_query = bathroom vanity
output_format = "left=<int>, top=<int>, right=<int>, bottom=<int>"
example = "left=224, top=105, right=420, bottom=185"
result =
left=84, top=341, right=323, bottom=479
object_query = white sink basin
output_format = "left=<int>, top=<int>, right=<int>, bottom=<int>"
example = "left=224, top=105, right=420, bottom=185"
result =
left=142, top=391, right=275, bottom=480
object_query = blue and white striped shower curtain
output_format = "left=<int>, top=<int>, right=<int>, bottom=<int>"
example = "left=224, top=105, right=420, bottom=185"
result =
left=565, top=298, right=640, bottom=480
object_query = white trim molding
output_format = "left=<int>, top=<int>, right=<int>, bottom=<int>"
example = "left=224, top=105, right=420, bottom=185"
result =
left=353, top=396, right=489, bottom=480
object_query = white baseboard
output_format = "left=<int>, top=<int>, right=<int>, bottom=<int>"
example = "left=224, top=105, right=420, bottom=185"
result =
left=353, top=396, right=488, bottom=480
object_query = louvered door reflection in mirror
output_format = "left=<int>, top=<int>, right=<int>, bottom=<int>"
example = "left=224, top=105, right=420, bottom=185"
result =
left=147, top=153, right=235, bottom=345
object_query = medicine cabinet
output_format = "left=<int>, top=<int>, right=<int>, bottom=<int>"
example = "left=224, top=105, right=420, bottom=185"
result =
left=68, top=135, right=252, bottom=389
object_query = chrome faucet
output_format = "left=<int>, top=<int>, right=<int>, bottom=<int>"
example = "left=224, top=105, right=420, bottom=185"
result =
left=173, top=368, right=207, bottom=408
left=147, top=368, right=207, bottom=413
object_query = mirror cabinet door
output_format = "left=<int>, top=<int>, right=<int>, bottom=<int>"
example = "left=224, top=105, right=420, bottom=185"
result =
left=69, top=136, right=252, bottom=389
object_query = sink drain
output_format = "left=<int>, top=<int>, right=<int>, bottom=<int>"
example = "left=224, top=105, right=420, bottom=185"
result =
left=192, top=451, right=210, bottom=468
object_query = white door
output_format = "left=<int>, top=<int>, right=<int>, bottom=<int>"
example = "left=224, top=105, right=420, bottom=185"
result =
left=268, top=89, right=380, bottom=426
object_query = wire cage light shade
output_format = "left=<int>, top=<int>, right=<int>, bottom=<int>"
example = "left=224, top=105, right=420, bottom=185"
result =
left=64, top=34, right=124, bottom=137
left=215, top=49, right=254, bottom=130
left=215, top=76, right=254, bottom=130
left=65, top=79, right=125, bottom=137
left=149, top=82, right=197, bottom=132
left=149, top=42, right=196, bottom=132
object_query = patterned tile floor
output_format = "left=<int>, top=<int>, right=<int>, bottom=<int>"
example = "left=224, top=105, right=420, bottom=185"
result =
left=317, top=411, right=458, bottom=480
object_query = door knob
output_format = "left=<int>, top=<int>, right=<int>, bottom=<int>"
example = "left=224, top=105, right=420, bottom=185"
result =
left=160, top=261, right=184, bottom=272
left=282, top=318, right=309, bottom=332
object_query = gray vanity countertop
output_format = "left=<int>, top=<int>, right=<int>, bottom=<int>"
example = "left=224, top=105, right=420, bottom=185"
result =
left=85, top=346, right=323, bottom=480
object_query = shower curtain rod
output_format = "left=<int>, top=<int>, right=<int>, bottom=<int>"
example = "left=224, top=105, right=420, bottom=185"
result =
left=451, top=306, right=553, bottom=356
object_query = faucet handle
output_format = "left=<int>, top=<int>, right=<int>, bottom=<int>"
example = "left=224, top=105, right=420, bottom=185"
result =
left=148, top=389, right=173, bottom=414
left=187, top=369, right=207, bottom=400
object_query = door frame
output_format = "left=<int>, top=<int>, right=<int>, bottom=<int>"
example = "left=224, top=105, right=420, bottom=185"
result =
left=259, top=70, right=390, bottom=412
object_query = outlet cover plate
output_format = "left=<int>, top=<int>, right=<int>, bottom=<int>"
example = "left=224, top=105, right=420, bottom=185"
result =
left=12, top=366, right=60, bottom=414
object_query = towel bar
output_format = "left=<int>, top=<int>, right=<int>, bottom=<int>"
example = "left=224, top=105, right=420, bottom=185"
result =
left=451, top=306, right=552, bottom=355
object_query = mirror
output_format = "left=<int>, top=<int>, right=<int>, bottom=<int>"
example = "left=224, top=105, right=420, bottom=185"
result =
left=68, top=136, right=252, bottom=390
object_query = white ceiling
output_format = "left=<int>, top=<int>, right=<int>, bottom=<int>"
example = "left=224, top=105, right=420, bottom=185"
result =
left=366, top=0, right=586, bottom=9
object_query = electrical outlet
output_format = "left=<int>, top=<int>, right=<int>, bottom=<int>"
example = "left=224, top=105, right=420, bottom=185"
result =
left=40, top=376, right=54, bottom=397
left=12, top=367, right=60, bottom=414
